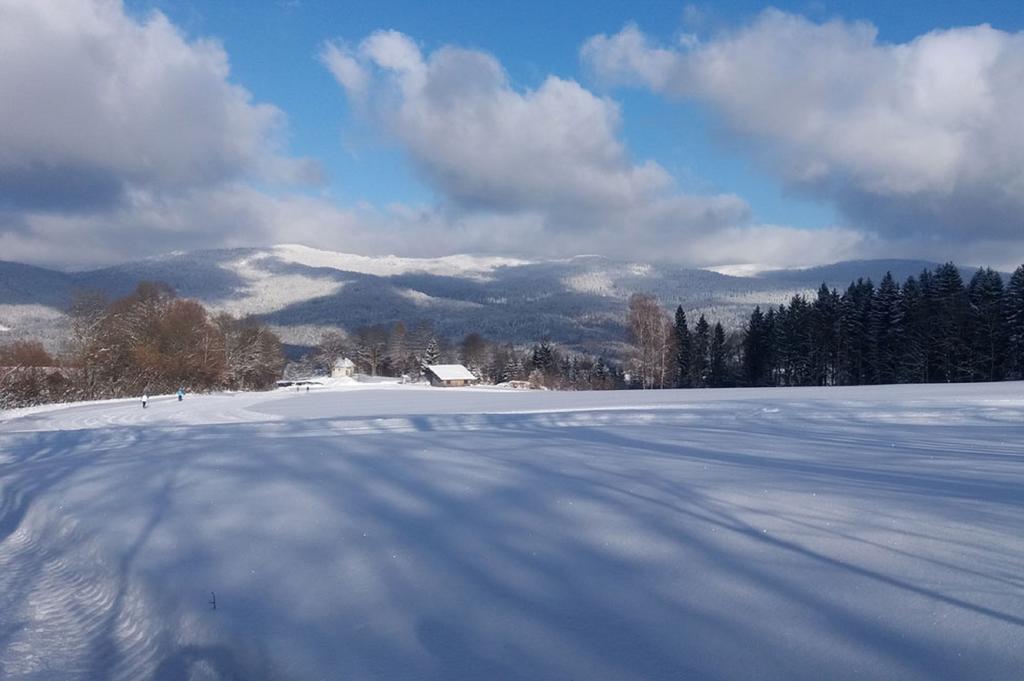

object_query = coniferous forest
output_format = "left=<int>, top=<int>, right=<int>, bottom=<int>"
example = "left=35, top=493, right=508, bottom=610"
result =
left=736, top=263, right=1024, bottom=387
left=624, top=262, right=1024, bottom=390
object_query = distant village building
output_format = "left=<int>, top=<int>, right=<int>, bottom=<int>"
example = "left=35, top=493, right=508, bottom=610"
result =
left=331, top=357, right=356, bottom=378
left=424, top=364, right=478, bottom=387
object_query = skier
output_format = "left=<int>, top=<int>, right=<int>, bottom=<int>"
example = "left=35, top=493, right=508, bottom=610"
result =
left=177, top=387, right=185, bottom=402
left=141, top=393, right=149, bottom=409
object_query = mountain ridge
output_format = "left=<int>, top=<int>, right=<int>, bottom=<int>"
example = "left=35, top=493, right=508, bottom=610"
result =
left=0, top=246, right=1002, bottom=354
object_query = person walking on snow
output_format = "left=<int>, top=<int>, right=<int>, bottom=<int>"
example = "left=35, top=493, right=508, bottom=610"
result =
left=177, top=387, right=185, bottom=402
left=142, top=393, right=149, bottom=409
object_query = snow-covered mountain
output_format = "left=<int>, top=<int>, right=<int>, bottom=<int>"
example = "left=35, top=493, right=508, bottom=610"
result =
left=0, top=245, right=991, bottom=353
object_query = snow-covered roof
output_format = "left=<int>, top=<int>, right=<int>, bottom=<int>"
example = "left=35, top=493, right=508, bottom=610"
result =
left=425, top=364, right=477, bottom=381
left=333, top=357, right=355, bottom=368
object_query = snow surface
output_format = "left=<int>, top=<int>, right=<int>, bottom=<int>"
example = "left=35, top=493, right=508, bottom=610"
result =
left=270, top=244, right=530, bottom=279
left=212, top=254, right=347, bottom=317
left=395, top=287, right=483, bottom=308
left=1, top=382, right=1023, bottom=680
left=705, top=264, right=771, bottom=277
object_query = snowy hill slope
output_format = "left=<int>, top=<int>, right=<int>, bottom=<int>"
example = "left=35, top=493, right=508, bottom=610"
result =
left=0, top=247, right=992, bottom=351
left=1, top=382, right=1022, bottom=680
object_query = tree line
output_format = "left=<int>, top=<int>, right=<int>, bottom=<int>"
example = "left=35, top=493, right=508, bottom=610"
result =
left=5, top=261, right=1021, bottom=408
left=292, top=321, right=626, bottom=391
left=742, top=263, right=1024, bottom=387
left=629, top=262, right=1024, bottom=389
left=1, top=282, right=284, bottom=409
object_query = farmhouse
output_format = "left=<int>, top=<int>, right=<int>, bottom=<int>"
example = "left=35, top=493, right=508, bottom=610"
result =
left=424, top=364, right=478, bottom=387
left=331, top=357, right=356, bottom=378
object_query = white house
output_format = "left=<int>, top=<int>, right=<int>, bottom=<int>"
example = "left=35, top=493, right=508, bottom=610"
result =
left=423, top=364, right=478, bottom=387
left=331, top=357, right=356, bottom=378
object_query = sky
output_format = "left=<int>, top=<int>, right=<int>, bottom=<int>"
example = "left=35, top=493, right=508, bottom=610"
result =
left=1, top=0, right=1023, bottom=270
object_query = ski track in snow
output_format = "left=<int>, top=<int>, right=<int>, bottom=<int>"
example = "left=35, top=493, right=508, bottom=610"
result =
left=1, top=382, right=1023, bottom=680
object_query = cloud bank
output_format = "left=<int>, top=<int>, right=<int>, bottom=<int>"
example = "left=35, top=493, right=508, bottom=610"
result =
left=583, top=10, right=1024, bottom=265
left=0, top=0, right=328, bottom=266
left=6, top=2, right=1013, bottom=271
left=321, top=30, right=812, bottom=265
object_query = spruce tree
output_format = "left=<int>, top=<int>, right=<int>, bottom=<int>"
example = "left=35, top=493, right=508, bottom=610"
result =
left=709, top=322, right=727, bottom=387
left=837, top=285, right=858, bottom=385
left=897, top=275, right=928, bottom=383
left=763, top=307, right=779, bottom=386
left=918, top=268, right=938, bottom=382
left=967, top=268, right=1007, bottom=381
left=870, top=272, right=901, bottom=384
left=1006, top=265, right=1024, bottom=380
left=930, top=263, right=969, bottom=382
left=781, top=294, right=812, bottom=385
left=673, top=306, right=692, bottom=388
left=742, top=306, right=768, bottom=386
left=810, top=284, right=840, bottom=385
left=773, top=302, right=792, bottom=385
left=837, top=279, right=873, bottom=385
left=531, top=341, right=557, bottom=377
left=691, top=315, right=710, bottom=388
left=422, top=337, right=441, bottom=368
left=507, top=354, right=525, bottom=381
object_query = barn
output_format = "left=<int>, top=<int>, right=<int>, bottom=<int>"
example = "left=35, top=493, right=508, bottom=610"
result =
left=423, top=364, right=478, bottom=387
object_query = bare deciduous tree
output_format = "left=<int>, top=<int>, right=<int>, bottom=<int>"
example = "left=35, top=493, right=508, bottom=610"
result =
left=627, top=293, right=669, bottom=389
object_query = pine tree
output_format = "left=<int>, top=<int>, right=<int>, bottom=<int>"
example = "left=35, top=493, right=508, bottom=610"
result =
left=837, top=279, right=873, bottom=385
left=410, top=320, right=437, bottom=366
left=691, top=315, right=710, bottom=388
left=918, top=268, right=938, bottom=382
left=1006, top=265, right=1024, bottom=380
left=673, top=306, right=692, bottom=388
left=780, top=294, right=812, bottom=385
left=810, top=284, right=840, bottom=385
left=742, top=306, right=772, bottom=386
left=930, top=263, right=969, bottom=382
left=967, top=268, right=1006, bottom=381
left=870, top=272, right=901, bottom=384
left=406, top=352, right=423, bottom=379
left=709, top=322, right=727, bottom=387
left=531, top=341, right=557, bottom=377
left=506, top=353, right=525, bottom=382
left=422, top=337, right=441, bottom=368
left=593, top=358, right=608, bottom=389
left=897, top=275, right=928, bottom=383
left=763, top=307, right=779, bottom=386
left=560, top=356, right=574, bottom=388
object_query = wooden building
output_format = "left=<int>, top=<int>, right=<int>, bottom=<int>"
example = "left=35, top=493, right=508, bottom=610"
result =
left=424, top=364, right=478, bottom=387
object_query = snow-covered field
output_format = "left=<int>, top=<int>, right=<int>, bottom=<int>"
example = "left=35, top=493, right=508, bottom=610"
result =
left=1, top=382, right=1022, bottom=680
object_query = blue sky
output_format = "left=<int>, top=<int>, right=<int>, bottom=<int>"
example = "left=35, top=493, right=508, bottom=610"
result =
left=3, top=1, right=1024, bottom=268
left=138, top=0, right=1024, bottom=229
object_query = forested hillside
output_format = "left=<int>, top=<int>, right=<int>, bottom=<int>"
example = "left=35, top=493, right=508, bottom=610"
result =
left=0, top=245, right=987, bottom=354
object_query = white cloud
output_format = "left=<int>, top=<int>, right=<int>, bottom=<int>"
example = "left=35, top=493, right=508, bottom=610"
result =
left=0, top=185, right=347, bottom=268
left=0, top=0, right=324, bottom=263
left=582, top=10, right=1024, bottom=249
left=7, top=3, right=994, bottom=272
left=321, top=30, right=751, bottom=248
